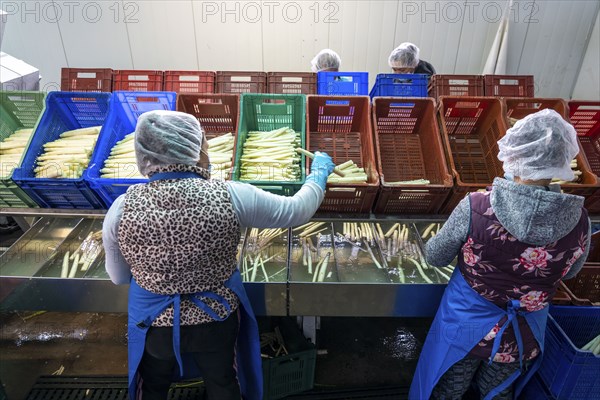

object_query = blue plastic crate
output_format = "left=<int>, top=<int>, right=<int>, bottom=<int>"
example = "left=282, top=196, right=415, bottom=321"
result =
left=317, top=72, right=369, bottom=96
left=13, top=92, right=112, bottom=209
left=519, top=374, right=556, bottom=400
left=369, top=74, right=428, bottom=98
left=84, top=91, right=177, bottom=207
left=537, top=306, right=600, bottom=400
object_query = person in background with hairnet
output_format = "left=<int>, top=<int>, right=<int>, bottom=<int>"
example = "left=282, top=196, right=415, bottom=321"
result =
left=389, top=42, right=435, bottom=76
left=311, top=48, right=341, bottom=72
left=102, top=110, right=336, bottom=400
left=410, top=109, right=590, bottom=400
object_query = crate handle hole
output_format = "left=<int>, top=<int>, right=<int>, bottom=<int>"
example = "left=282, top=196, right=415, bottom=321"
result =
left=231, top=76, right=252, bottom=82
left=392, top=78, right=413, bottom=84
left=77, top=72, right=97, bottom=79
left=282, top=77, right=303, bottom=83
left=333, top=76, right=354, bottom=82
left=136, top=97, right=159, bottom=103
left=179, top=76, right=201, bottom=82
left=499, top=79, right=519, bottom=85
left=325, top=100, right=350, bottom=106
left=448, top=79, right=469, bottom=85
left=129, top=75, right=150, bottom=81
left=390, top=102, right=415, bottom=108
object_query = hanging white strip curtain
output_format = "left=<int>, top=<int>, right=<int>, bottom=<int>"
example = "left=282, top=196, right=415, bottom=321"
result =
left=483, top=0, right=514, bottom=74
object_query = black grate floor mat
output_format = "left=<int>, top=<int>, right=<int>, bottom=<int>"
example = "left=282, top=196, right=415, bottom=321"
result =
left=26, top=376, right=204, bottom=400
left=26, top=376, right=410, bottom=400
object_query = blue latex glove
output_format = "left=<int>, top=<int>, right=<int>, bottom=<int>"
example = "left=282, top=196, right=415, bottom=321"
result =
left=305, top=151, right=335, bottom=191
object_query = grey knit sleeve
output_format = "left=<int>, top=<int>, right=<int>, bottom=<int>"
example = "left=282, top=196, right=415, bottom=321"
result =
left=563, top=217, right=592, bottom=280
left=425, top=196, right=471, bottom=267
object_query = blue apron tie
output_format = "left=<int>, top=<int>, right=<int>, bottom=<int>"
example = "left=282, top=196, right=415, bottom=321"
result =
left=136, top=291, right=232, bottom=378
left=149, top=171, right=204, bottom=182
left=489, top=299, right=525, bottom=370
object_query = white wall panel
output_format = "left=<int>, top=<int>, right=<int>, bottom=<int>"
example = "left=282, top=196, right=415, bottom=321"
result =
left=1, top=0, right=597, bottom=98
left=517, top=0, right=598, bottom=97
left=192, top=1, right=263, bottom=71
left=126, top=1, right=197, bottom=70
left=1, top=0, right=66, bottom=91
left=572, top=11, right=600, bottom=101
left=56, top=1, right=132, bottom=70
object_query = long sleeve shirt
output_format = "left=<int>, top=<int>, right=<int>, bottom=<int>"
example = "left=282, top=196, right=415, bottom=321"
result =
left=103, top=181, right=324, bottom=285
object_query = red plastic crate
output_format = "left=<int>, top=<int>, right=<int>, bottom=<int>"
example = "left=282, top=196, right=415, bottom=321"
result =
left=306, top=96, right=379, bottom=214
left=429, top=75, right=484, bottom=98
left=163, top=71, right=216, bottom=94
left=372, top=98, right=453, bottom=214
left=216, top=71, right=267, bottom=94
left=176, top=93, right=239, bottom=139
left=570, top=102, right=600, bottom=175
left=113, top=70, right=164, bottom=92
left=60, top=68, right=113, bottom=92
left=267, top=72, right=317, bottom=95
left=484, top=75, right=534, bottom=97
left=437, top=97, right=508, bottom=214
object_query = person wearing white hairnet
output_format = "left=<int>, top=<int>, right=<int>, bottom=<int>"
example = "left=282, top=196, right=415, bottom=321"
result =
left=102, top=110, right=336, bottom=400
left=410, top=109, right=590, bottom=400
left=311, top=48, right=341, bottom=72
left=388, top=42, right=435, bottom=75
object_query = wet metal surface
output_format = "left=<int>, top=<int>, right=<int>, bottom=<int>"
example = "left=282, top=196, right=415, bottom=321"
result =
left=0, top=312, right=433, bottom=399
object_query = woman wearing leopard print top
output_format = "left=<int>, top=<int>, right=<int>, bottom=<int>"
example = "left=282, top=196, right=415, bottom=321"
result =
left=102, top=110, right=335, bottom=400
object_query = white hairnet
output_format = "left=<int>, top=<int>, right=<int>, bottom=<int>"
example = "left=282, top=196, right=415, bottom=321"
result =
left=134, top=110, right=206, bottom=176
left=497, top=109, right=579, bottom=181
left=311, top=49, right=341, bottom=73
left=388, top=42, right=420, bottom=69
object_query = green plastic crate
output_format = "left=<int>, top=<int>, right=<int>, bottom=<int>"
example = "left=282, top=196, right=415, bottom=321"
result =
left=0, top=91, right=46, bottom=208
left=233, top=94, right=306, bottom=196
left=263, top=347, right=317, bottom=400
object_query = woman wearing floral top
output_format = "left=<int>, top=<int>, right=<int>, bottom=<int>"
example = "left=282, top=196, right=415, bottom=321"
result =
left=409, top=109, right=590, bottom=400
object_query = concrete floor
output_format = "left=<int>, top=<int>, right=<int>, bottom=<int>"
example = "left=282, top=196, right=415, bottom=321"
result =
left=0, top=310, right=430, bottom=399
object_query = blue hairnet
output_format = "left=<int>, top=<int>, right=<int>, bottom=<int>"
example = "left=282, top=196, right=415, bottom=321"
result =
left=134, top=110, right=206, bottom=176
left=497, top=109, right=579, bottom=181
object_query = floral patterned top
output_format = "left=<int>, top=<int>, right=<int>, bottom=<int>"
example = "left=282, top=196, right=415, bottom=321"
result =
left=460, top=191, right=588, bottom=363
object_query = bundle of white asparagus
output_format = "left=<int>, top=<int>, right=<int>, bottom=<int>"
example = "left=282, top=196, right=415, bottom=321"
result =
left=0, top=128, right=34, bottom=177
left=35, top=126, right=102, bottom=179
left=294, top=222, right=333, bottom=282
left=100, top=132, right=144, bottom=179
left=326, top=160, right=368, bottom=184
left=241, top=228, right=287, bottom=282
left=207, top=133, right=235, bottom=180
left=61, top=230, right=103, bottom=278
left=239, top=127, right=301, bottom=181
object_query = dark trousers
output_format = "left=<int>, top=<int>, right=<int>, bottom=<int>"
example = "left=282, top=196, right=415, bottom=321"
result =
left=138, top=311, right=241, bottom=400
left=431, top=357, right=529, bottom=400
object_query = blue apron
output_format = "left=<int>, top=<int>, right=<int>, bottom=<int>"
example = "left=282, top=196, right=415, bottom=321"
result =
left=126, top=171, right=263, bottom=400
left=409, top=268, right=548, bottom=400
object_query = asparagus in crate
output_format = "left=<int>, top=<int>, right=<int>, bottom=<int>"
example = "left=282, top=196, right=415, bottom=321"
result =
left=0, top=128, right=34, bottom=177
left=327, top=160, right=368, bottom=184
left=241, top=228, right=287, bottom=282
left=100, top=132, right=144, bottom=179
left=35, top=126, right=102, bottom=179
left=207, top=133, right=235, bottom=180
left=239, top=127, right=301, bottom=181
